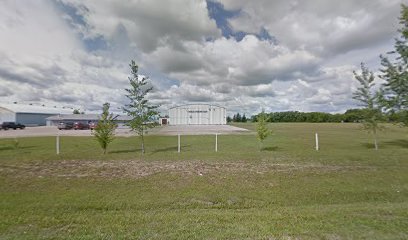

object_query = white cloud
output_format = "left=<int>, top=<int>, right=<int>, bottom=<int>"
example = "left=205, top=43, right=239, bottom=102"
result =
left=58, top=0, right=220, bottom=52
left=0, top=0, right=402, bottom=116
left=221, top=0, right=401, bottom=56
left=0, top=0, right=82, bottom=56
left=148, top=35, right=321, bottom=87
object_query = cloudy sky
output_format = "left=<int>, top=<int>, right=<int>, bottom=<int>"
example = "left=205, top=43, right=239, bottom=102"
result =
left=0, top=0, right=403, bottom=115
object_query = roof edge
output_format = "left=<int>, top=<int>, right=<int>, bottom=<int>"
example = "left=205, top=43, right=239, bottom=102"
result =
left=169, top=104, right=226, bottom=110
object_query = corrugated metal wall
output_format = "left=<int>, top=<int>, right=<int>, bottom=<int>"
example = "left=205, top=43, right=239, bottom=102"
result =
left=169, top=104, right=226, bottom=125
left=16, top=113, right=55, bottom=126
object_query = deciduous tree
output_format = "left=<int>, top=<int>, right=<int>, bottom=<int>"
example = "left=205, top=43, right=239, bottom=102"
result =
left=353, top=63, right=383, bottom=150
left=93, top=102, right=117, bottom=154
left=379, top=4, right=408, bottom=126
left=256, top=109, right=271, bottom=151
left=123, top=60, right=159, bottom=154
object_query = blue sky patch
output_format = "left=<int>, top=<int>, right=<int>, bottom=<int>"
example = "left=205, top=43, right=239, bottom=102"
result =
left=53, top=0, right=108, bottom=51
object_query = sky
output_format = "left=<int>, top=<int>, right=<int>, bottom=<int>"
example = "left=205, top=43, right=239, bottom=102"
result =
left=0, top=0, right=404, bottom=116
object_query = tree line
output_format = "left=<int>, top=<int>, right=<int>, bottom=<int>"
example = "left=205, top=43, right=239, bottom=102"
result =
left=227, top=113, right=248, bottom=122
left=249, top=109, right=407, bottom=123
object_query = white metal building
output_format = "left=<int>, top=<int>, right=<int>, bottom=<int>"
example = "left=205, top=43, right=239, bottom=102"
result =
left=168, top=104, right=226, bottom=125
left=0, top=104, right=73, bottom=126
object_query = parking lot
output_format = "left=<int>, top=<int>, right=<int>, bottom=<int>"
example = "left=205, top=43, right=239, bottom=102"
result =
left=0, top=125, right=249, bottom=138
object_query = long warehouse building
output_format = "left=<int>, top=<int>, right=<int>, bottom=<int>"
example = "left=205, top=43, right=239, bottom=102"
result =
left=0, top=103, right=73, bottom=126
left=168, top=104, right=226, bottom=125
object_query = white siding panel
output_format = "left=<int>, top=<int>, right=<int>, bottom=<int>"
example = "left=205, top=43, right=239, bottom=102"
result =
left=168, top=104, right=226, bottom=125
left=0, top=107, right=16, bottom=123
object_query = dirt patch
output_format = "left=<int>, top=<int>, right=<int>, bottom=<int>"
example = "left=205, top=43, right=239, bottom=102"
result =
left=0, top=160, right=374, bottom=180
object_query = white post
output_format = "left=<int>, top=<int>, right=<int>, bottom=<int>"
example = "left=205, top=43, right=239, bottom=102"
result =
left=315, top=133, right=319, bottom=151
left=56, top=134, right=60, bottom=155
left=215, top=133, right=218, bottom=152
left=178, top=134, right=180, bottom=153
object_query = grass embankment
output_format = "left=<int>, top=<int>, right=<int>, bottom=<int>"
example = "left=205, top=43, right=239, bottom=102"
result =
left=0, top=123, right=407, bottom=239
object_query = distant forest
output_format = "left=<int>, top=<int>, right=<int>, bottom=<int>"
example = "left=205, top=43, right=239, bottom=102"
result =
left=228, top=109, right=407, bottom=123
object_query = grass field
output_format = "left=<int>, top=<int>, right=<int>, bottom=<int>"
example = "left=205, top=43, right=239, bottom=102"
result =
left=0, top=123, right=407, bottom=239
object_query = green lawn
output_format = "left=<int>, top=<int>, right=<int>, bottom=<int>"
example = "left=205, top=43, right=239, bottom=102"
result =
left=0, top=123, right=407, bottom=239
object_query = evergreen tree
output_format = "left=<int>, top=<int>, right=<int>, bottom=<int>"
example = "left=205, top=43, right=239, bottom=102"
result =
left=226, top=116, right=232, bottom=123
left=379, top=4, right=408, bottom=126
left=123, top=60, right=159, bottom=154
left=242, top=114, right=247, bottom=122
left=353, top=63, right=383, bottom=150
left=236, top=113, right=242, bottom=122
left=93, top=103, right=117, bottom=154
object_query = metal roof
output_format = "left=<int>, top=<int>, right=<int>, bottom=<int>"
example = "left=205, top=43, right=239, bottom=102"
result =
left=169, top=104, right=226, bottom=110
left=0, top=103, right=73, bottom=115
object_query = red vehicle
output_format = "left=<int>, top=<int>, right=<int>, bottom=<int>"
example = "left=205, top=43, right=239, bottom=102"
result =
left=89, top=122, right=97, bottom=130
left=73, top=122, right=89, bottom=130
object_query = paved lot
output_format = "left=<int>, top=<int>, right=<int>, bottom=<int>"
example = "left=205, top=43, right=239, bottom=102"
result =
left=0, top=125, right=250, bottom=138
left=152, top=125, right=250, bottom=135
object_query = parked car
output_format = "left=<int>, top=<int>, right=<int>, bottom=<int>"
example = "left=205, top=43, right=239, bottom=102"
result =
left=73, top=122, right=89, bottom=130
left=57, top=122, right=74, bottom=130
left=1, top=122, right=25, bottom=130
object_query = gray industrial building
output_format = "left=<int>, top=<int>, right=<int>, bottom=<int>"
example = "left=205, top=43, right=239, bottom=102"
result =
left=0, top=104, right=73, bottom=126
left=46, top=114, right=132, bottom=128
left=168, top=104, right=226, bottom=125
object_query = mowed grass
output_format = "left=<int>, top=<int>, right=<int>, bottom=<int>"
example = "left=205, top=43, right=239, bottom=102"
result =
left=0, top=123, right=407, bottom=239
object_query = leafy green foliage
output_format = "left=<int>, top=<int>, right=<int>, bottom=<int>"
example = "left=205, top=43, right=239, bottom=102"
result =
left=379, top=4, right=408, bottom=125
left=256, top=110, right=271, bottom=150
left=123, top=60, right=159, bottom=154
left=343, top=109, right=368, bottom=122
left=251, top=111, right=362, bottom=123
left=353, top=63, right=384, bottom=150
left=93, top=102, right=117, bottom=154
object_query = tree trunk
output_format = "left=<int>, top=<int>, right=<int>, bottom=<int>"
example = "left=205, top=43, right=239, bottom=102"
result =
left=141, top=133, right=145, bottom=154
left=374, top=137, right=378, bottom=150
left=373, top=131, right=378, bottom=150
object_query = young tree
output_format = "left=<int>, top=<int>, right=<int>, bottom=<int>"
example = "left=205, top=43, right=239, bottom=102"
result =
left=353, top=63, right=383, bottom=150
left=379, top=4, right=408, bottom=126
left=256, top=110, right=271, bottom=151
left=93, top=102, right=117, bottom=154
left=123, top=60, right=159, bottom=154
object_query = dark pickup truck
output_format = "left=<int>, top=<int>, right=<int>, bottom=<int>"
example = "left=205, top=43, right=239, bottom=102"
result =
left=1, top=122, right=26, bottom=130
